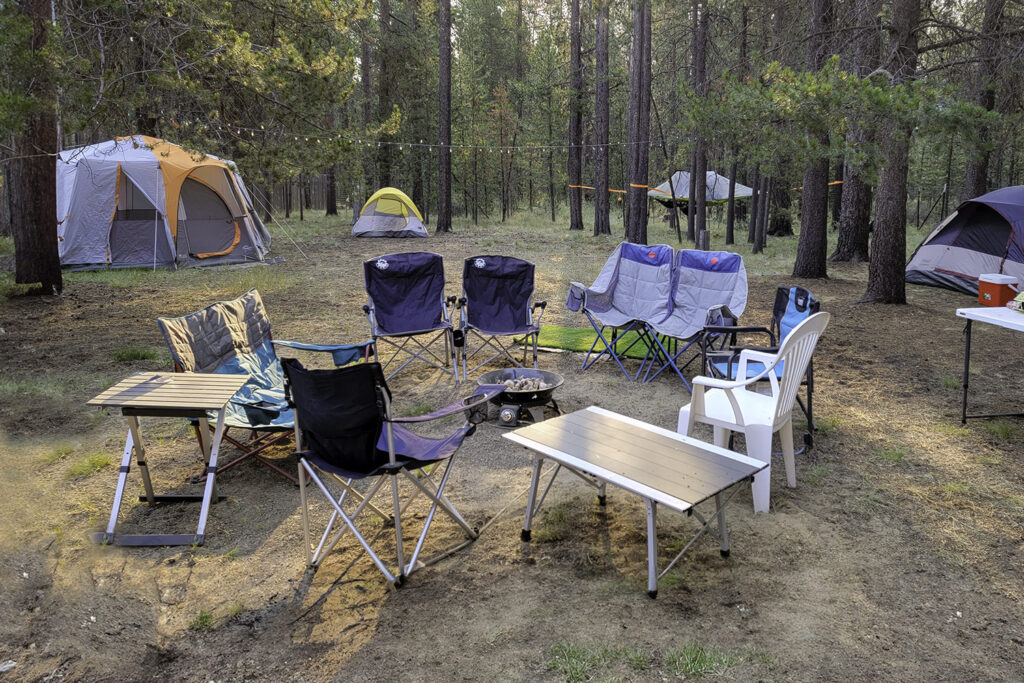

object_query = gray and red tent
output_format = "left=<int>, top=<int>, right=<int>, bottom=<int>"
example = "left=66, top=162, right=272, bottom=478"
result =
left=906, top=186, right=1024, bottom=295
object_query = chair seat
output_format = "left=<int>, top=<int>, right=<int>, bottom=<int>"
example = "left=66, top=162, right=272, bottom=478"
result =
left=711, top=359, right=785, bottom=381
left=466, top=323, right=539, bottom=336
left=304, top=422, right=472, bottom=479
left=692, top=386, right=777, bottom=430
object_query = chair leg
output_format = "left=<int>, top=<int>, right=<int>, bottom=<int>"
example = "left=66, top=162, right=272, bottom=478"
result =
left=745, top=424, right=773, bottom=513
left=713, top=426, right=730, bottom=449
left=391, top=473, right=407, bottom=585
left=779, top=419, right=797, bottom=488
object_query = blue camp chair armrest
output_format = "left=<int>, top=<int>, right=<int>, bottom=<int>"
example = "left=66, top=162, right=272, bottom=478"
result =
left=272, top=339, right=374, bottom=367
left=391, top=385, right=503, bottom=423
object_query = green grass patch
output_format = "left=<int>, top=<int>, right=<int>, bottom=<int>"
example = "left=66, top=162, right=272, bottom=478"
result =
left=805, top=464, right=829, bottom=486
left=0, top=376, right=74, bottom=399
left=812, top=416, right=840, bottom=437
left=936, top=424, right=970, bottom=437
left=666, top=643, right=739, bottom=677
left=547, top=643, right=596, bottom=683
left=530, top=325, right=655, bottom=360
left=189, top=609, right=215, bottom=632
left=940, top=374, right=961, bottom=389
left=228, top=601, right=245, bottom=619
left=981, top=420, right=1016, bottom=440
left=45, top=443, right=76, bottom=463
left=534, top=502, right=573, bottom=543
left=112, top=346, right=159, bottom=362
left=0, top=234, right=13, bottom=255
left=940, top=482, right=970, bottom=496
left=878, top=448, right=906, bottom=464
left=67, top=452, right=113, bottom=478
left=397, top=401, right=435, bottom=417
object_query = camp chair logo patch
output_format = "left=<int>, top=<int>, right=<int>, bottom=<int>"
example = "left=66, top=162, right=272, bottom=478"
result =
left=375, top=258, right=389, bottom=271
left=473, top=258, right=486, bottom=269
left=648, top=250, right=657, bottom=260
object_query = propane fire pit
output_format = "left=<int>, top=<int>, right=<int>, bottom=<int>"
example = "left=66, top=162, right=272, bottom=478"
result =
left=477, top=368, right=563, bottom=428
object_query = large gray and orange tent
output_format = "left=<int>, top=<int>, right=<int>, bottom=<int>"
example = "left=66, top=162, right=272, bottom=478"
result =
left=352, top=187, right=427, bottom=238
left=56, top=135, right=271, bottom=268
left=906, top=186, right=1024, bottom=295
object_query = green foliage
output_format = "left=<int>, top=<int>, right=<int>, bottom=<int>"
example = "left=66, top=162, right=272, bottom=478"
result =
left=189, top=609, right=215, bottom=632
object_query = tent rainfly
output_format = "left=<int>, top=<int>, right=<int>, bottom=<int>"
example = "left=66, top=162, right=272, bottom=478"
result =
left=57, top=135, right=271, bottom=269
left=906, top=186, right=1024, bottom=295
left=352, top=187, right=427, bottom=238
left=648, top=171, right=753, bottom=206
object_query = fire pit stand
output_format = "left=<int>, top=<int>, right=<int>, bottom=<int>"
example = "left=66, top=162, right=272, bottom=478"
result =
left=477, top=368, right=564, bottom=428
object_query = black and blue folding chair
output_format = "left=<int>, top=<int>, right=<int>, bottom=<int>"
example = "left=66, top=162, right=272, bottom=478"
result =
left=566, top=242, right=674, bottom=380
left=158, top=289, right=373, bottom=484
left=458, top=255, right=546, bottom=380
left=363, top=252, right=458, bottom=382
left=703, top=285, right=821, bottom=446
left=282, top=358, right=502, bottom=586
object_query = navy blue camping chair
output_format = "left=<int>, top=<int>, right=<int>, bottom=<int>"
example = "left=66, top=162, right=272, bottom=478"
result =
left=158, top=289, right=373, bottom=484
left=282, top=358, right=502, bottom=586
left=458, top=255, right=546, bottom=380
left=703, top=285, right=821, bottom=446
left=363, top=252, right=458, bottom=382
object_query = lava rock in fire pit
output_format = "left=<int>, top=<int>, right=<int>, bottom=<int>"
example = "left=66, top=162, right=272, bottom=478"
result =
left=503, top=377, right=548, bottom=392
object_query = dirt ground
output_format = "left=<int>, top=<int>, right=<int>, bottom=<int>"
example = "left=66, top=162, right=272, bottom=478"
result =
left=1, top=219, right=1022, bottom=682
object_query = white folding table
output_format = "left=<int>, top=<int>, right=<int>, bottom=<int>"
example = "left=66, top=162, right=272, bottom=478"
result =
left=503, top=406, right=766, bottom=598
left=956, top=307, right=1024, bottom=425
left=88, top=372, right=247, bottom=546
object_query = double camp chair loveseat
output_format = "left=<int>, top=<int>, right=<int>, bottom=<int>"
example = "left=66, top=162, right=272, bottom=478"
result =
left=567, top=242, right=748, bottom=389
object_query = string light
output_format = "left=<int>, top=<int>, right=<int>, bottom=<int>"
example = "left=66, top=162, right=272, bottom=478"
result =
left=211, top=121, right=664, bottom=152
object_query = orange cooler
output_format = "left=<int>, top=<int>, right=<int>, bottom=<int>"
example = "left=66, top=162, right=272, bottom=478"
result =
left=978, top=273, right=1019, bottom=306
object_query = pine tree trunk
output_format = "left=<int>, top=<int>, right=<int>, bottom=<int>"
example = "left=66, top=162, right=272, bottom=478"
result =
left=568, top=0, right=584, bottom=231
left=687, top=150, right=697, bottom=241
left=361, top=27, right=374, bottom=196
left=625, top=0, right=651, bottom=244
left=376, top=0, right=393, bottom=188
left=692, top=7, right=709, bottom=245
left=437, top=0, right=452, bottom=232
left=861, top=0, right=919, bottom=304
left=793, top=0, right=832, bottom=279
left=725, top=158, right=738, bottom=244
left=963, top=0, right=1005, bottom=199
left=593, top=0, right=611, bottom=236
left=747, top=166, right=760, bottom=243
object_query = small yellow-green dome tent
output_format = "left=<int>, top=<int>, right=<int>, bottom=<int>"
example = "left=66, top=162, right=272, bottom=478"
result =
left=352, top=187, right=427, bottom=238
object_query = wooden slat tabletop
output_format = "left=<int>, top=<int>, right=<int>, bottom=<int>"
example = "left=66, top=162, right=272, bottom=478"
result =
left=87, top=373, right=248, bottom=410
left=504, top=406, right=765, bottom=510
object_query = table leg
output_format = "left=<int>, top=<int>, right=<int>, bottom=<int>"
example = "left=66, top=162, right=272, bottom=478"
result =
left=715, top=492, right=730, bottom=558
left=196, top=416, right=217, bottom=502
left=521, top=456, right=543, bottom=542
left=97, top=427, right=136, bottom=544
left=126, top=416, right=155, bottom=503
left=194, top=408, right=227, bottom=545
left=645, top=498, right=658, bottom=599
left=962, top=319, right=972, bottom=425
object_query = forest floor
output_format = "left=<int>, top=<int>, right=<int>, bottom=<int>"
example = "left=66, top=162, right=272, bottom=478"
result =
left=0, top=213, right=1022, bottom=682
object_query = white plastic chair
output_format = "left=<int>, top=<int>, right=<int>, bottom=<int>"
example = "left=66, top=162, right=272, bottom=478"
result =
left=677, top=312, right=830, bottom=513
